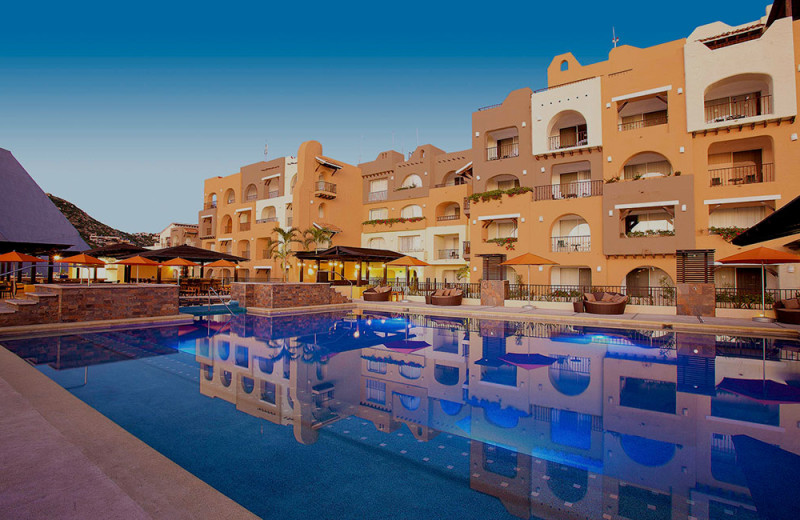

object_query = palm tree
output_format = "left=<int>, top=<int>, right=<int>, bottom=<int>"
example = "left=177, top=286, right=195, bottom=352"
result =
left=303, top=226, right=333, bottom=252
left=267, top=227, right=301, bottom=282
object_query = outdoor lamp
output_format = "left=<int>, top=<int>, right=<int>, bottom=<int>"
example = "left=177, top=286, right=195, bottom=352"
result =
left=308, top=268, right=313, bottom=276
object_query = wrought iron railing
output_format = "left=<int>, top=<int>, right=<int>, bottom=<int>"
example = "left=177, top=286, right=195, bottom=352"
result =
left=709, top=163, right=774, bottom=187
left=548, top=130, right=588, bottom=150
left=204, top=202, right=217, bottom=209
left=618, top=114, right=668, bottom=131
left=436, top=249, right=460, bottom=260
left=256, top=217, right=278, bottom=224
left=715, top=287, right=800, bottom=309
left=316, top=181, right=337, bottom=193
left=507, top=284, right=677, bottom=306
left=534, top=180, right=602, bottom=201
left=486, top=142, right=519, bottom=161
left=436, top=214, right=461, bottom=222
left=551, top=235, right=591, bottom=252
left=267, top=190, right=280, bottom=199
left=705, top=94, right=772, bottom=124
left=246, top=194, right=257, bottom=201
left=368, top=190, right=387, bottom=202
left=239, top=222, right=251, bottom=232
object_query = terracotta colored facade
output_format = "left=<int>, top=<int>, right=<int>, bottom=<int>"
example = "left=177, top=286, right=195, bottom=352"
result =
left=197, top=3, right=800, bottom=294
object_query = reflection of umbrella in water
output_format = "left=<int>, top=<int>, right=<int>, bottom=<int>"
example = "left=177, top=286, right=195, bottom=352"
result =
left=498, top=353, right=557, bottom=370
left=717, top=377, right=800, bottom=404
left=732, top=435, right=800, bottom=520
left=384, top=340, right=430, bottom=354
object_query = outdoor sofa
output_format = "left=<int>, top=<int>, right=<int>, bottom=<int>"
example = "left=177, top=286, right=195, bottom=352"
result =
left=583, top=291, right=628, bottom=315
left=426, top=288, right=463, bottom=306
left=774, top=298, right=800, bottom=325
left=363, top=286, right=392, bottom=302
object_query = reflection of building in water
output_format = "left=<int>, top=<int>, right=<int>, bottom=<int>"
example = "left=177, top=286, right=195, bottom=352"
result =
left=190, top=312, right=800, bottom=519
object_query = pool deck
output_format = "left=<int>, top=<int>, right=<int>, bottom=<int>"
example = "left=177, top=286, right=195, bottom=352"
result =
left=0, top=346, right=258, bottom=520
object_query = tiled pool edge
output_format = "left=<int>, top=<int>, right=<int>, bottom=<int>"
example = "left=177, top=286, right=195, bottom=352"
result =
left=0, top=313, right=194, bottom=340
left=0, top=345, right=259, bottom=520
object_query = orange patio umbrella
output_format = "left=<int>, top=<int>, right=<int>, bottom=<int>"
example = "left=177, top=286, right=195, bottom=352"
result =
left=0, top=251, right=46, bottom=286
left=718, top=247, right=800, bottom=319
left=115, top=255, right=159, bottom=283
left=161, top=257, right=199, bottom=285
left=387, top=256, right=430, bottom=302
left=205, top=259, right=237, bottom=268
left=56, top=253, right=106, bottom=285
left=501, top=253, right=558, bottom=309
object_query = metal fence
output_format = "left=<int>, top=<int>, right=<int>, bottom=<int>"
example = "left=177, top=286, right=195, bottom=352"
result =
left=715, top=287, right=800, bottom=309
left=368, top=279, right=481, bottom=299
left=507, top=284, right=677, bottom=306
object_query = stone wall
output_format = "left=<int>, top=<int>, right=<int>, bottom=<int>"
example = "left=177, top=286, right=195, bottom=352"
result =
left=676, top=283, right=716, bottom=317
left=480, top=280, right=509, bottom=307
left=232, top=282, right=350, bottom=309
left=0, top=284, right=179, bottom=328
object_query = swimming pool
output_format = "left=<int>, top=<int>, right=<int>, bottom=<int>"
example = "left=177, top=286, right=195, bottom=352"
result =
left=3, top=310, right=800, bottom=519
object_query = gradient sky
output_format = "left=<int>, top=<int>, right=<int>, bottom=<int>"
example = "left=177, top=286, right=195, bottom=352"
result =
left=0, top=0, right=769, bottom=233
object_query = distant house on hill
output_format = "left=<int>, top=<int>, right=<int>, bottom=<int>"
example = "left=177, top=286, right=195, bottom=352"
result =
left=0, top=148, right=88, bottom=255
left=156, top=223, right=199, bottom=249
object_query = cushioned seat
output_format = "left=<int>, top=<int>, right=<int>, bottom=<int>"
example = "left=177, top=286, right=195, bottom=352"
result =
left=363, top=286, right=392, bottom=302
left=774, top=298, right=800, bottom=325
left=583, top=291, right=628, bottom=315
left=426, top=288, right=463, bottom=306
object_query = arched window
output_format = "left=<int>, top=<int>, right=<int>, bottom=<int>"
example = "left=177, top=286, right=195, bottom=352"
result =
left=399, top=365, right=421, bottom=379
left=623, top=152, right=672, bottom=180
left=369, top=237, right=386, bottom=249
left=318, top=202, right=325, bottom=219
left=221, top=370, right=232, bottom=387
left=245, top=184, right=258, bottom=201
left=225, top=188, right=236, bottom=205
left=241, top=376, right=255, bottom=394
left=560, top=60, right=569, bottom=71
left=401, top=174, right=422, bottom=189
left=548, top=110, right=588, bottom=150
left=401, top=205, right=422, bottom=219
left=486, top=174, right=520, bottom=191
left=548, top=356, right=590, bottom=396
left=218, top=341, right=230, bottom=361
left=704, top=73, right=773, bottom=124
left=221, top=215, right=233, bottom=234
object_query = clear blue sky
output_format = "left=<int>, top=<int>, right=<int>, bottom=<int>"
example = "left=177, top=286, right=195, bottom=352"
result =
left=0, top=0, right=768, bottom=233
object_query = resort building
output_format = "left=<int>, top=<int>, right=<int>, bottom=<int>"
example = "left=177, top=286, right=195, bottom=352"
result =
left=156, top=223, right=199, bottom=249
left=196, top=0, right=800, bottom=298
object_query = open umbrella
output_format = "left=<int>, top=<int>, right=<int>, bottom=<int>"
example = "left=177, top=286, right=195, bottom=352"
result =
left=161, top=257, right=199, bottom=287
left=204, top=259, right=238, bottom=282
left=717, top=247, right=800, bottom=320
left=501, top=253, right=558, bottom=309
left=498, top=353, right=558, bottom=370
left=115, top=255, right=159, bottom=283
left=717, top=377, right=800, bottom=404
left=56, top=254, right=105, bottom=285
left=0, top=251, right=45, bottom=286
left=387, top=255, right=430, bottom=302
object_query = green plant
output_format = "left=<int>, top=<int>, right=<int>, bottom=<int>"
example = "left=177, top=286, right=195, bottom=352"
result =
left=674, top=171, right=682, bottom=176
left=456, top=265, right=470, bottom=282
left=709, top=226, right=748, bottom=242
left=467, top=186, right=532, bottom=203
left=485, top=237, right=517, bottom=250
left=362, top=216, right=426, bottom=226
left=266, top=226, right=302, bottom=282
left=625, top=229, right=676, bottom=238
left=303, top=226, right=333, bottom=252
left=605, top=176, right=620, bottom=184
left=395, top=184, right=419, bottom=191
left=633, top=174, right=643, bottom=181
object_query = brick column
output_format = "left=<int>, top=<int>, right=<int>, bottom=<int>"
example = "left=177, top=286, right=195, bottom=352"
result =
left=480, top=280, right=509, bottom=306
left=676, top=283, right=716, bottom=317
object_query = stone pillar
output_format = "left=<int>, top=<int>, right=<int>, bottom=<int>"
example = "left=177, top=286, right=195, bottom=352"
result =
left=480, top=280, right=509, bottom=307
left=47, top=254, right=54, bottom=283
left=676, top=283, right=716, bottom=317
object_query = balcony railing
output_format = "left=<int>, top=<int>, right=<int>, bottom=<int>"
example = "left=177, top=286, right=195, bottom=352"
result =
left=507, top=284, right=676, bottom=306
left=433, top=179, right=467, bottom=188
left=368, top=190, right=387, bottom=202
left=399, top=246, right=425, bottom=253
left=204, top=202, right=217, bottom=209
left=618, top=114, right=668, bottom=131
left=709, top=163, right=774, bottom=187
left=551, top=235, right=591, bottom=252
left=463, top=198, right=470, bottom=215
left=716, top=287, right=800, bottom=309
left=534, top=180, right=602, bottom=201
left=705, top=94, right=772, bottom=124
left=316, top=181, right=337, bottom=193
left=436, top=213, right=460, bottom=222
left=199, top=231, right=215, bottom=239
left=436, top=249, right=460, bottom=260
left=223, top=227, right=233, bottom=234
left=486, top=142, right=519, bottom=161
left=266, top=190, right=280, bottom=199
left=246, top=194, right=258, bottom=201
left=256, top=217, right=278, bottom=224
left=549, top=130, right=588, bottom=151
left=239, top=222, right=251, bottom=232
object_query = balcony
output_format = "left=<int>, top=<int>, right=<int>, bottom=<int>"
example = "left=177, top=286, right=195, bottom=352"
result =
left=266, top=190, right=280, bottom=199
left=486, top=142, right=519, bottom=161
left=246, top=194, right=258, bottom=202
left=368, top=190, right=387, bottom=202
left=549, top=129, right=587, bottom=151
left=399, top=247, right=425, bottom=253
left=463, top=241, right=471, bottom=260
left=436, top=213, right=461, bottom=222
left=437, top=249, right=460, bottom=260
left=256, top=217, right=278, bottom=224
left=199, top=228, right=215, bottom=239
left=315, top=181, right=337, bottom=199
left=551, top=235, right=591, bottom=252
left=534, top=180, right=602, bottom=201
left=705, top=94, right=772, bottom=124
left=463, top=198, right=470, bottom=216
left=619, top=112, right=668, bottom=131
left=709, top=163, right=774, bottom=187
left=239, top=222, right=251, bottom=232
left=204, top=201, right=217, bottom=210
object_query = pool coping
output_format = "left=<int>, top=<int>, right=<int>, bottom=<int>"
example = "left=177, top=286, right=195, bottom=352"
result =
left=0, top=313, right=195, bottom=340
left=0, top=343, right=259, bottom=520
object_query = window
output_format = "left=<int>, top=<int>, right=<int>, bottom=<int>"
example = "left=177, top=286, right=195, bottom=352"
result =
left=369, top=237, right=386, bottom=249
left=401, top=174, right=422, bottom=189
left=400, top=205, right=422, bottom=219
left=619, top=377, right=676, bottom=414
left=399, top=235, right=423, bottom=252
left=366, top=360, right=387, bottom=374
left=365, top=379, right=386, bottom=405
left=318, top=203, right=325, bottom=219
left=370, top=179, right=388, bottom=192
left=369, top=208, right=388, bottom=220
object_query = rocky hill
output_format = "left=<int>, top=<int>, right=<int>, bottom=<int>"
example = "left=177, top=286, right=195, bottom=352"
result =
left=47, top=194, right=157, bottom=248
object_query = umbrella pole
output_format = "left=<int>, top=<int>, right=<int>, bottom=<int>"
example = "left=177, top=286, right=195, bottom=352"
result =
left=753, top=263, right=774, bottom=322
left=523, top=265, right=534, bottom=310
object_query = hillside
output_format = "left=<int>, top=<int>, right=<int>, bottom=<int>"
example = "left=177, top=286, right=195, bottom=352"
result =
left=47, top=194, right=157, bottom=249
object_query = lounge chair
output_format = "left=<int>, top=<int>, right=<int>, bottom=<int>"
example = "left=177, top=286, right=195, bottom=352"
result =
left=583, top=291, right=628, bottom=315
left=774, top=299, right=800, bottom=325
left=363, top=286, right=392, bottom=302
left=426, top=288, right=463, bottom=306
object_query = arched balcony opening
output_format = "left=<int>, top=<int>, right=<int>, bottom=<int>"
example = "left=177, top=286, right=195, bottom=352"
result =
left=399, top=365, right=422, bottom=380
left=486, top=174, right=520, bottom=191
left=258, top=206, right=277, bottom=224
left=548, top=356, right=590, bottom=396
left=625, top=266, right=674, bottom=299
left=221, top=215, right=233, bottom=234
left=400, top=204, right=423, bottom=219
left=368, top=237, right=386, bottom=249
left=205, top=193, right=218, bottom=209
left=434, top=365, right=459, bottom=386
left=435, top=201, right=461, bottom=222
left=241, top=376, right=255, bottom=394
left=244, top=184, right=258, bottom=202
left=400, top=174, right=422, bottom=190
left=547, top=110, right=588, bottom=150
left=486, top=127, right=519, bottom=161
left=265, top=178, right=279, bottom=199
left=224, top=188, right=236, bottom=205
left=221, top=370, right=232, bottom=387
left=708, top=136, right=775, bottom=187
left=551, top=214, right=590, bottom=252
left=238, top=211, right=251, bottom=232
left=622, top=152, right=672, bottom=181
left=704, top=73, right=773, bottom=124
left=546, top=461, right=588, bottom=504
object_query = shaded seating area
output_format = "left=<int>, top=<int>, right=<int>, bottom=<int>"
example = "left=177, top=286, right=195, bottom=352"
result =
left=583, top=291, right=628, bottom=314
left=425, top=288, right=463, bottom=306
left=295, top=245, right=403, bottom=286
left=774, top=298, right=800, bottom=324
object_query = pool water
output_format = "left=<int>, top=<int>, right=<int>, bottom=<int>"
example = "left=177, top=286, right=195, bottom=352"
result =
left=3, top=311, right=800, bottom=520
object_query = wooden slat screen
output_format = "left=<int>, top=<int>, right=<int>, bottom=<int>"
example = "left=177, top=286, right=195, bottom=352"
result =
left=676, top=249, right=715, bottom=283
left=481, top=254, right=507, bottom=281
